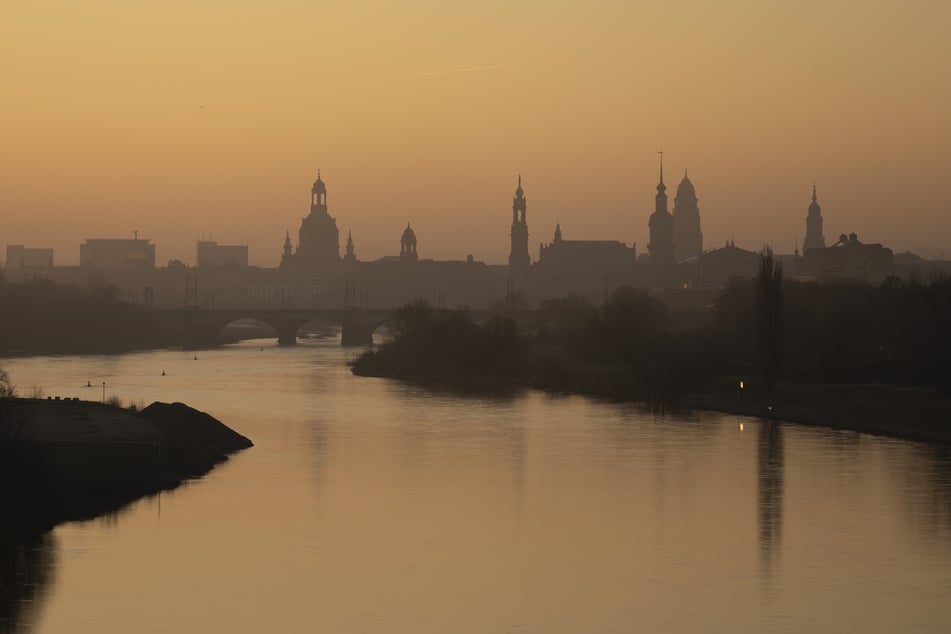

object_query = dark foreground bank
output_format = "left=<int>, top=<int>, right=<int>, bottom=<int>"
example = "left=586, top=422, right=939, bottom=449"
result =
left=0, top=399, right=252, bottom=544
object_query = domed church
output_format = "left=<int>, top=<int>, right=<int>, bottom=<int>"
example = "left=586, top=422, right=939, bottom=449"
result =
left=281, top=170, right=342, bottom=272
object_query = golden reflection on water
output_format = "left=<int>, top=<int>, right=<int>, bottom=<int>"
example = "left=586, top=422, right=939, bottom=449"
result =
left=1, top=341, right=950, bottom=633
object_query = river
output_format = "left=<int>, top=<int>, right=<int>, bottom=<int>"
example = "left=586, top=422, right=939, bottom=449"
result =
left=2, top=338, right=950, bottom=633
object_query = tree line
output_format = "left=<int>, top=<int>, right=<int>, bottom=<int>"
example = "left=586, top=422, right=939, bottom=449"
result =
left=0, top=278, right=174, bottom=354
left=353, top=256, right=951, bottom=397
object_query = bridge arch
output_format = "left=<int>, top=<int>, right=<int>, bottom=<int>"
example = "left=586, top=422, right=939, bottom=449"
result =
left=171, top=307, right=397, bottom=348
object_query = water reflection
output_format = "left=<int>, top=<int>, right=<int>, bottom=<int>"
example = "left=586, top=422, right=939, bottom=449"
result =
left=900, top=445, right=951, bottom=544
left=0, top=534, right=56, bottom=634
left=757, top=421, right=784, bottom=581
left=4, top=346, right=951, bottom=633
left=392, top=384, right=529, bottom=516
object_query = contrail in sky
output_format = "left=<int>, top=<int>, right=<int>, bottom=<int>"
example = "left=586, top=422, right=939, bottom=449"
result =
left=384, top=63, right=513, bottom=81
left=332, top=63, right=514, bottom=87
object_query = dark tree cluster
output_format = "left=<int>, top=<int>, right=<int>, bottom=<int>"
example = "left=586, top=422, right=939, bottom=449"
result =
left=531, top=287, right=727, bottom=398
left=354, top=263, right=951, bottom=400
left=714, top=273, right=951, bottom=390
left=0, top=279, right=174, bottom=354
left=351, top=299, right=524, bottom=379
left=353, top=287, right=730, bottom=399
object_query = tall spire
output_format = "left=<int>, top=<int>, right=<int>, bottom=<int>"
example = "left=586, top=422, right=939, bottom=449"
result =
left=509, top=174, right=530, bottom=274
left=804, top=181, right=825, bottom=251
left=344, top=229, right=355, bottom=262
left=654, top=151, right=668, bottom=214
left=649, top=152, right=674, bottom=266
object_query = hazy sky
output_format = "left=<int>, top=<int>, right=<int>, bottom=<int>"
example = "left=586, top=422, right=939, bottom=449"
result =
left=2, top=0, right=949, bottom=266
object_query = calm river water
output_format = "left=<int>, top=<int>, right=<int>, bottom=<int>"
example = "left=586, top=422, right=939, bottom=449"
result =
left=2, top=338, right=950, bottom=633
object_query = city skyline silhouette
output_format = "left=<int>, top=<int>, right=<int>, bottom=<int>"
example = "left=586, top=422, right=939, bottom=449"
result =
left=2, top=1, right=949, bottom=266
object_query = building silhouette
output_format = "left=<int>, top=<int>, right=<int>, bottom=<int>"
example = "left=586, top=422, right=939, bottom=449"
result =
left=80, top=238, right=155, bottom=269
left=803, top=183, right=825, bottom=251
left=196, top=240, right=248, bottom=268
left=697, top=240, right=761, bottom=289
left=281, top=170, right=341, bottom=271
left=400, top=223, right=418, bottom=262
left=672, top=170, right=702, bottom=262
left=7, top=166, right=932, bottom=314
left=5, top=245, right=53, bottom=272
left=648, top=158, right=674, bottom=266
left=508, top=175, right=530, bottom=276
left=344, top=230, right=357, bottom=265
left=802, top=232, right=894, bottom=283
left=537, top=224, right=635, bottom=275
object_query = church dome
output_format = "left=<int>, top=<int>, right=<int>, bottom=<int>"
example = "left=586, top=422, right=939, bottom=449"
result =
left=402, top=222, right=416, bottom=241
left=676, top=174, right=696, bottom=198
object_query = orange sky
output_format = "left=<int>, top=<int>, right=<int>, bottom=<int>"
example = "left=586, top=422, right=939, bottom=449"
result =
left=2, top=1, right=949, bottom=267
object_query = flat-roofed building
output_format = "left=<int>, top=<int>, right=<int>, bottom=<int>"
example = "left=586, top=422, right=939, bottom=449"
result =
left=5, top=245, right=54, bottom=271
left=80, top=238, right=156, bottom=269
left=197, top=241, right=249, bottom=268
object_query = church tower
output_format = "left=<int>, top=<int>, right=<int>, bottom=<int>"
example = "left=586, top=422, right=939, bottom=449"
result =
left=648, top=155, right=674, bottom=266
left=803, top=183, right=825, bottom=251
left=508, top=175, right=530, bottom=276
left=673, top=170, right=702, bottom=262
left=344, top=230, right=356, bottom=263
left=282, top=230, right=293, bottom=265
left=293, top=170, right=341, bottom=269
left=400, top=223, right=418, bottom=262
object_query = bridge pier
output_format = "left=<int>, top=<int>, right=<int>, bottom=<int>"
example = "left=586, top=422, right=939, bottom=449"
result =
left=340, top=318, right=381, bottom=347
left=275, top=323, right=298, bottom=346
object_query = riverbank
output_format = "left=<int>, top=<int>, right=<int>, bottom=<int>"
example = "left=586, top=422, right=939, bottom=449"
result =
left=354, top=357, right=951, bottom=445
left=0, top=399, right=252, bottom=544
left=672, top=378, right=951, bottom=445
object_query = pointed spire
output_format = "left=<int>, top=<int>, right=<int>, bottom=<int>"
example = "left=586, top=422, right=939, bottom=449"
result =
left=659, top=151, right=665, bottom=186
left=812, top=181, right=817, bottom=202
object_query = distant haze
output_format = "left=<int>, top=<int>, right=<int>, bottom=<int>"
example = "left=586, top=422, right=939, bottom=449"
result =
left=2, top=1, right=949, bottom=266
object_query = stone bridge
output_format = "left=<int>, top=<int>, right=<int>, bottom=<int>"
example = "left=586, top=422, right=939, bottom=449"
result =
left=149, top=307, right=393, bottom=348
left=149, top=306, right=536, bottom=349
